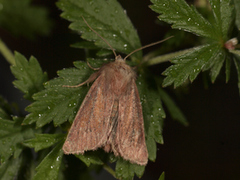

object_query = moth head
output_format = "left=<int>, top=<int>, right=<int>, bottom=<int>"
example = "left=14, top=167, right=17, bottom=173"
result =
left=115, top=55, right=124, bottom=62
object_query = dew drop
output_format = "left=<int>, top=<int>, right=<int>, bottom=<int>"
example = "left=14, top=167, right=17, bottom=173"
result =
left=38, top=114, right=42, bottom=117
left=56, top=156, right=60, bottom=161
left=188, top=18, right=191, bottom=21
left=113, top=34, right=117, bottom=38
left=47, top=106, right=51, bottom=110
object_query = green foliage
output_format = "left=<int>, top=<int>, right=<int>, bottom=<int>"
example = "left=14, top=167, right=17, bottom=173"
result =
left=0, top=0, right=52, bottom=39
left=56, top=0, right=142, bottom=61
left=115, top=159, right=145, bottom=180
left=150, top=0, right=239, bottom=88
left=33, top=142, right=64, bottom=180
left=0, top=0, right=238, bottom=179
left=23, top=134, right=65, bottom=152
left=159, top=172, right=165, bottom=180
left=0, top=98, right=35, bottom=180
left=10, top=52, right=48, bottom=101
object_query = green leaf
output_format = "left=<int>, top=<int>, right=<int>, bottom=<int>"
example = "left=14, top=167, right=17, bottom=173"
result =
left=56, top=0, right=142, bottom=61
left=234, top=0, right=240, bottom=29
left=33, top=142, right=64, bottom=180
left=158, top=88, right=188, bottom=126
left=75, top=151, right=103, bottom=166
left=0, top=0, right=52, bottom=39
left=23, top=59, right=105, bottom=127
left=23, top=134, right=65, bottom=152
left=10, top=52, right=48, bottom=101
left=0, top=155, right=22, bottom=180
left=137, top=74, right=165, bottom=161
left=162, top=43, right=223, bottom=87
left=115, top=158, right=145, bottom=180
left=225, top=55, right=231, bottom=83
left=158, top=172, right=165, bottom=180
left=150, top=0, right=218, bottom=39
left=0, top=96, right=12, bottom=119
left=0, top=118, right=34, bottom=163
left=208, top=0, right=235, bottom=40
left=151, top=0, right=236, bottom=87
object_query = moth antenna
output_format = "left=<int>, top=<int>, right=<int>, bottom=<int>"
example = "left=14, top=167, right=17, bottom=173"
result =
left=82, top=16, right=117, bottom=58
left=123, top=36, right=174, bottom=61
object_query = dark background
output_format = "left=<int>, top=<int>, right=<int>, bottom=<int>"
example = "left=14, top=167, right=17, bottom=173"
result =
left=0, top=0, right=240, bottom=179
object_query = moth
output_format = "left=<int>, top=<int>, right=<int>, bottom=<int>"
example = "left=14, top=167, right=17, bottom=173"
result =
left=62, top=17, right=171, bottom=165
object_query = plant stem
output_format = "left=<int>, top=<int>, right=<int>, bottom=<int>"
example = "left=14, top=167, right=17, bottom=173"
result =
left=143, top=47, right=195, bottom=66
left=103, top=164, right=117, bottom=178
left=0, top=39, right=15, bottom=65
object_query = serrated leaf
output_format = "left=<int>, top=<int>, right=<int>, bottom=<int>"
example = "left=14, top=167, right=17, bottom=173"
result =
left=137, top=74, right=165, bottom=161
left=0, top=96, right=12, bottom=119
left=0, top=118, right=34, bottom=163
left=234, top=0, right=240, bottom=29
left=23, top=134, right=65, bottom=152
left=162, top=43, right=223, bottom=87
left=75, top=151, right=103, bottom=167
left=56, top=0, right=142, bottom=61
left=151, top=0, right=236, bottom=87
left=209, top=0, right=235, bottom=40
left=150, top=0, right=218, bottom=39
left=115, top=158, right=145, bottom=180
left=10, top=52, right=48, bottom=101
left=158, top=88, right=188, bottom=126
left=0, top=0, right=52, bottom=39
left=210, top=50, right=226, bottom=82
left=158, top=172, right=165, bottom=180
left=0, top=155, right=22, bottom=180
left=33, top=142, right=64, bottom=180
left=23, top=59, right=106, bottom=127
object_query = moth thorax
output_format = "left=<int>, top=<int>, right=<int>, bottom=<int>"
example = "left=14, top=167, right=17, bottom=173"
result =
left=115, top=55, right=125, bottom=62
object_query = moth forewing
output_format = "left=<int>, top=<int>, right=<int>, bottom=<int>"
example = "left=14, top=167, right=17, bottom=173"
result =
left=63, top=55, right=148, bottom=165
left=62, top=70, right=114, bottom=154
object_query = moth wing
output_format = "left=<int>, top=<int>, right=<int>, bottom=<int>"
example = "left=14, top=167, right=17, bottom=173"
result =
left=63, top=73, right=114, bottom=154
left=115, top=81, right=148, bottom=165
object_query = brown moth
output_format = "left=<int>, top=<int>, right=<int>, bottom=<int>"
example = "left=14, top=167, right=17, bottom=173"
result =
left=63, top=17, right=171, bottom=165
